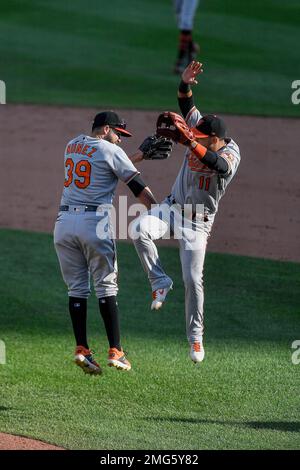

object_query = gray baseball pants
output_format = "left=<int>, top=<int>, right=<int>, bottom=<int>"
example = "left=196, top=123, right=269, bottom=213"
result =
left=130, top=198, right=208, bottom=343
left=174, top=0, right=199, bottom=30
left=54, top=206, right=118, bottom=299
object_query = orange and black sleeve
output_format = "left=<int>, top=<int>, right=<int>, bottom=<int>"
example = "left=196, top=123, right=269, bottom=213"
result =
left=190, top=142, right=229, bottom=175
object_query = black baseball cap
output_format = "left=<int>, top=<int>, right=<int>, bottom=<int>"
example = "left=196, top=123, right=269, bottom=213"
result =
left=92, top=111, right=132, bottom=137
left=192, top=114, right=226, bottom=139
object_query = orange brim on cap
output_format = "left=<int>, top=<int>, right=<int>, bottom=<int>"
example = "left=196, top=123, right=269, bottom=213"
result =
left=114, top=127, right=132, bottom=137
left=191, top=127, right=209, bottom=139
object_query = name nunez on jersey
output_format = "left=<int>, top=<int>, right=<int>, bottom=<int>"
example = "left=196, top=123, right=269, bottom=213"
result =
left=66, top=142, right=98, bottom=159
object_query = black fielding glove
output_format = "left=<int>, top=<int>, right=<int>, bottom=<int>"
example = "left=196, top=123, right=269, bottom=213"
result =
left=139, top=135, right=173, bottom=160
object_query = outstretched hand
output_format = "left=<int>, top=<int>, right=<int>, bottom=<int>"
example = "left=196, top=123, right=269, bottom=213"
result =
left=181, top=61, right=203, bottom=85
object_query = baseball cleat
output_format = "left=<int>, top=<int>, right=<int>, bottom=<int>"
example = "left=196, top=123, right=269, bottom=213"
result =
left=74, top=346, right=102, bottom=375
left=151, top=284, right=173, bottom=311
left=190, top=342, right=205, bottom=363
left=108, top=348, right=131, bottom=371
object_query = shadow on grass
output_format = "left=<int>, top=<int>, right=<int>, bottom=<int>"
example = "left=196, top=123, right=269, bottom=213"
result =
left=144, top=417, right=300, bottom=433
left=0, top=406, right=13, bottom=412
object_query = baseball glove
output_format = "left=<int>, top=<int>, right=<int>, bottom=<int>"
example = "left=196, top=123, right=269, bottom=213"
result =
left=156, top=111, right=194, bottom=146
left=139, top=135, right=173, bottom=160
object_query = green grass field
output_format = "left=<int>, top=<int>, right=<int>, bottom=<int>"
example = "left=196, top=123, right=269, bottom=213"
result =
left=0, top=228, right=299, bottom=449
left=1, top=0, right=299, bottom=116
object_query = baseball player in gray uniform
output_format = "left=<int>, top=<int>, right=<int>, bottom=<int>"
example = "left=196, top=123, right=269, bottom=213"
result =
left=131, top=61, right=241, bottom=363
left=173, top=0, right=200, bottom=74
left=54, top=111, right=172, bottom=375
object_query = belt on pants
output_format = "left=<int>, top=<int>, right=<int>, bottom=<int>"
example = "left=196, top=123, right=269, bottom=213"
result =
left=59, top=205, right=98, bottom=212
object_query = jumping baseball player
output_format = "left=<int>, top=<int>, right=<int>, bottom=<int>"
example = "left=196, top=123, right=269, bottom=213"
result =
left=173, top=0, right=200, bottom=74
left=54, top=111, right=172, bottom=375
left=131, top=61, right=241, bottom=363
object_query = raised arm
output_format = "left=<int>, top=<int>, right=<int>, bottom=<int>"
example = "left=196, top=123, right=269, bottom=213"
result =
left=178, top=61, right=203, bottom=118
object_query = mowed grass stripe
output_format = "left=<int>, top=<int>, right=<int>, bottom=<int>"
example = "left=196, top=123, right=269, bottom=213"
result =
left=0, top=0, right=299, bottom=115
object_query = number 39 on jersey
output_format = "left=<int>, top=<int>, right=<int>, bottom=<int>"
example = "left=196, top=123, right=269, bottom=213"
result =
left=64, top=142, right=97, bottom=189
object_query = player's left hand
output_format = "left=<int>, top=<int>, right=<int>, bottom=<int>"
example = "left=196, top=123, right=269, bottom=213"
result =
left=182, top=61, right=203, bottom=85
left=139, top=135, right=173, bottom=160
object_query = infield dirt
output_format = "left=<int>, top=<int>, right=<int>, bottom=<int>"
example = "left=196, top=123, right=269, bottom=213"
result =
left=0, top=432, right=64, bottom=450
left=1, top=104, right=298, bottom=262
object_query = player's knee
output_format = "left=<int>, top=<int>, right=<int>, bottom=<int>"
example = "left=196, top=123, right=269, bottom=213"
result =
left=182, top=271, right=203, bottom=290
left=94, top=271, right=118, bottom=298
left=129, top=216, right=150, bottom=241
left=95, top=286, right=118, bottom=298
left=128, top=217, right=140, bottom=240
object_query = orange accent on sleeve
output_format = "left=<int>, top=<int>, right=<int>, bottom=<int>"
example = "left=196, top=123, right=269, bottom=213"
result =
left=190, top=142, right=207, bottom=160
left=178, top=90, right=193, bottom=98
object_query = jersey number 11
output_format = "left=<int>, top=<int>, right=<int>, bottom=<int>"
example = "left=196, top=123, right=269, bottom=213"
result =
left=199, top=175, right=211, bottom=191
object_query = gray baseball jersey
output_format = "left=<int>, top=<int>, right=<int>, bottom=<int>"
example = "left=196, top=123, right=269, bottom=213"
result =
left=61, top=134, right=139, bottom=206
left=171, top=106, right=241, bottom=223
left=55, top=134, right=139, bottom=299
left=132, top=106, right=241, bottom=346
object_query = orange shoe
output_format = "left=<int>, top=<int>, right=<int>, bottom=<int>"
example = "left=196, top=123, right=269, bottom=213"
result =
left=108, top=348, right=131, bottom=371
left=74, top=346, right=102, bottom=375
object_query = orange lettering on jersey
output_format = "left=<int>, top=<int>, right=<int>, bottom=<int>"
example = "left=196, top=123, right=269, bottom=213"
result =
left=75, top=161, right=91, bottom=189
left=199, top=175, right=211, bottom=191
left=75, top=143, right=83, bottom=154
left=64, top=158, right=74, bottom=187
left=81, top=144, right=89, bottom=156
left=187, top=152, right=214, bottom=174
left=70, top=143, right=76, bottom=153
left=66, top=144, right=71, bottom=154
left=87, top=147, right=97, bottom=158
left=64, top=158, right=91, bottom=188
